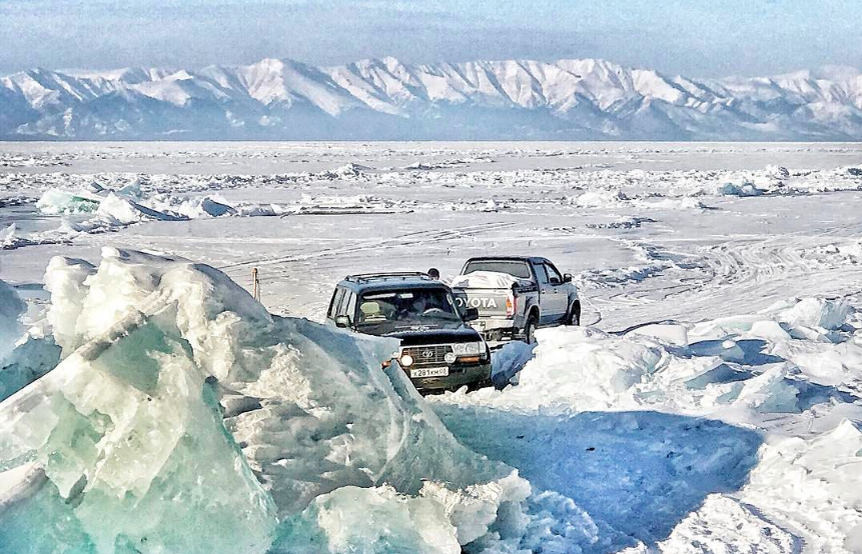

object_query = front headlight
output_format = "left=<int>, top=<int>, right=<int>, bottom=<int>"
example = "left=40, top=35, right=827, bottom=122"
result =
left=451, top=342, right=482, bottom=355
left=400, top=353, right=414, bottom=367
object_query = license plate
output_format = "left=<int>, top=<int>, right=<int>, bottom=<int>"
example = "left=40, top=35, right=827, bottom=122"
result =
left=411, top=366, right=449, bottom=378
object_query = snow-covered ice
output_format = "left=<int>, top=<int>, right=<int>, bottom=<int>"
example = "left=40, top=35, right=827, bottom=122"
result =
left=432, top=295, right=862, bottom=551
left=0, top=248, right=555, bottom=553
left=2, top=141, right=862, bottom=553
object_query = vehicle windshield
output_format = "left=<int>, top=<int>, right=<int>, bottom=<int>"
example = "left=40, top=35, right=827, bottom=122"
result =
left=463, top=260, right=532, bottom=279
left=355, top=288, right=462, bottom=331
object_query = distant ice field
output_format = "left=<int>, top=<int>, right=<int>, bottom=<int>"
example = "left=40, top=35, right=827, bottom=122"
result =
left=2, top=141, right=862, bottom=331
left=3, top=141, right=862, bottom=174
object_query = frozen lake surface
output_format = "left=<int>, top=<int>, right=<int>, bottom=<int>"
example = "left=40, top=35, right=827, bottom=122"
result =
left=3, top=141, right=862, bottom=329
left=2, top=142, right=862, bottom=553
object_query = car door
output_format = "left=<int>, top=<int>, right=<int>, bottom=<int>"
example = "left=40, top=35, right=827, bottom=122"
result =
left=533, top=262, right=562, bottom=324
left=542, top=262, right=569, bottom=322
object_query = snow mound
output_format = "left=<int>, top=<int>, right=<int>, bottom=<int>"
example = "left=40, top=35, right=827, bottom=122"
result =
left=479, top=326, right=670, bottom=412
left=632, top=196, right=707, bottom=210
left=574, top=189, right=629, bottom=208
left=0, top=249, right=549, bottom=553
left=274, top=485, right=460, bottom=553
left=491, top=341, right=536, bottom=387
left=765, top=165, right=790, bottom=180
left=147, top=194, right=238, bottom=219
left=437, top=296, right=862, bottom=420
left=773, top=297, right=852, bottom=332
left=716, top=180, right=763, bottom=197
left=626, top=323, right=689, bottom=346
left=317, top=163, right=370, bottom=178
left=656, top=494, right=797, bottom=553
left=738, top=419, right=862, bottom=551
left=96, top=192, right=179, bottom=224
left=36, top=186, right=238, bottom=223
left=432, top=294, right=862, bottom=549
left=692, top=296, right=855, bottom=343
left=0, top=223, right=19, bottom=248
left=35, top=189, right=101, bottom=215
left=451, top=271, right=525, bottom=290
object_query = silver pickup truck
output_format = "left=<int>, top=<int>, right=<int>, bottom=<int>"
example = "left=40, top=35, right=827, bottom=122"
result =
left=451, top=256, right=580, bottom=346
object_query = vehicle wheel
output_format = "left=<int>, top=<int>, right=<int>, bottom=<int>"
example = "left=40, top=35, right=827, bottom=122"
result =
left=524, top=315, right=538, bottom=344
left=566, top=302, right=581, bottom=326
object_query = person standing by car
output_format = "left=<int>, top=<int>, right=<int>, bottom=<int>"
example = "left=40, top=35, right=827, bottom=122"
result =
left=427, top=268, right=440, bottom=280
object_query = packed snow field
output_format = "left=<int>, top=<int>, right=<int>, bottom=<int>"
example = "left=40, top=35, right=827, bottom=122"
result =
left=2, top=142, right=862, bottom=553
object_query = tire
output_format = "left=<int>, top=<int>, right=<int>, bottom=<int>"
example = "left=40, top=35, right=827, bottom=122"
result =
left=566, top=302, right=581, bottom=326
left=523, top=315, right=538, bottom=345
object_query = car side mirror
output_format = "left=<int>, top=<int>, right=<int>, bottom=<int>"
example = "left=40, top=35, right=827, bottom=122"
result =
left=563, top=273, right=572, bottom=283
left=462, top=307, right=480, bottom=322
left=335, top=315, right=351, bottom=328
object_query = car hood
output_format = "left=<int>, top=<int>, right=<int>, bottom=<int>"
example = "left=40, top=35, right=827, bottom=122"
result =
left=384, top=326, right=482, bottom=346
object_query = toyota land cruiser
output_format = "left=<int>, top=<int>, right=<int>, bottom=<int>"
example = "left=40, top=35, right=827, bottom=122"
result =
left=325, top=272, right=492, bottom=393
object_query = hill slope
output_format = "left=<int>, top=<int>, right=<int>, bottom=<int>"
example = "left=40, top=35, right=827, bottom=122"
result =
left=2, top=58, right=861, bottom=140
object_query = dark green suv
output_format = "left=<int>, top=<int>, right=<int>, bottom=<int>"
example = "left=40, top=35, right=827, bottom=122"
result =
left=326, top=272, right=492, bottom=393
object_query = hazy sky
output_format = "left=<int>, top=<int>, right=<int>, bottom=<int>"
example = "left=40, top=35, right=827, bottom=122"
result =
left=1, top=0, right=860, bottom=77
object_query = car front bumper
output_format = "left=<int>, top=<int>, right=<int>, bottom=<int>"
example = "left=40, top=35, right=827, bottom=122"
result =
left=408, top=361, right=492, bottom=393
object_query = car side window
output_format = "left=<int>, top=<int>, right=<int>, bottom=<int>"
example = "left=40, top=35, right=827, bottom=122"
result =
left=328, top=288, right=345, bottom=319
left=340, top=291, right=356, bottom=319
left=534, top=263, right=549, bottom=284
left=544, top=263, right=562, bottom=285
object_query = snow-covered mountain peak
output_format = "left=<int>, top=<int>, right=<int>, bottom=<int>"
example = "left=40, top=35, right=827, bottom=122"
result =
left=2, top=56, right=861, bottom=140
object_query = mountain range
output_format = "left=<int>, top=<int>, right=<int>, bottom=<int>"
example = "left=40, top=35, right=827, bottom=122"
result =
left=2, top=57, right=861, bottom=140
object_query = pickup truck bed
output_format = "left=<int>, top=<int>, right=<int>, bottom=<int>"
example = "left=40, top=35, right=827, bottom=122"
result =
left=453, top=285, right=534, bottom=345
left=451, top=257, right=580, bottom=347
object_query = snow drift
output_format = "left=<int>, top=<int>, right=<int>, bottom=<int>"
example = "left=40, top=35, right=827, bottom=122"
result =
left=433, top=295, right=862, bottom=551
left=0, top=248, right=586, bottom=554
left=441, top=296, right=861, bottom=418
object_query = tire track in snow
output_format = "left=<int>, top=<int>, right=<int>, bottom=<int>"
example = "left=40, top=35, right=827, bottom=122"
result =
left=576, top=219, right=862, bottom=329
left=640, top=229, right=862, bottom=324
left=218, top=221, right=517, bottom=276
left=217, top=220, right=521, bottom=318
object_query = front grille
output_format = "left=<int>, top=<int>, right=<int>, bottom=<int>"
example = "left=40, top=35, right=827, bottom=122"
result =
left=402, top=344, right=453, bottom=367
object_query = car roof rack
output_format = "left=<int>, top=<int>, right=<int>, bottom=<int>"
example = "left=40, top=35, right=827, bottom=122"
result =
left=345, top=272, right=434, bottom=284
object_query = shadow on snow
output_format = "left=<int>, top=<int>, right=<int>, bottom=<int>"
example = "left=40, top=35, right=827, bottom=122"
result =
left=433, top=404, right=763, bottom=551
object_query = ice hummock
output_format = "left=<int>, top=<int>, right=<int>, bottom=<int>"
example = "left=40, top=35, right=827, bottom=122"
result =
left=0, top=279, right=62, bottom=402
left=432, top=293, right=862, bottom=550
left=0, top=280, right=26, bottom=359
left=0, top=248, right=555, bottom=553
left=35, top=189, right=102, bottom=215
left=437, top=295, right=862, bottom=418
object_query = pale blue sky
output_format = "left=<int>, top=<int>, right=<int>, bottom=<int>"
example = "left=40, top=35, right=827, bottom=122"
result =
left=1, top=0, right=860, bottom=77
